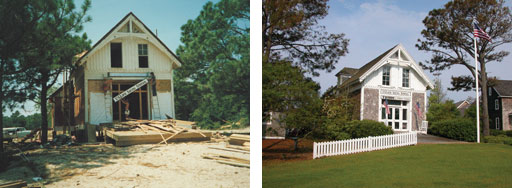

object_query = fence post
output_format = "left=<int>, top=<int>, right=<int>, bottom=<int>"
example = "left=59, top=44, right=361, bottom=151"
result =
left=368, top=136, right=373, bottom=152
left=313, top=142, right=317, bottom=159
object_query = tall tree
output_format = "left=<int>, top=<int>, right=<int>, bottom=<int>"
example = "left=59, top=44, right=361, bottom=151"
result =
left=263, top=0, right=349, bottom=76
left=416, top=0, right=512, bottom=136
left=262, top=61, right=323, bottom=136
left=20, top=0, right=91, bottom=144
left=0, top=0, right=48, bottom=155
left=175, top=0, right=249, bottom=129
left=428, top=78, right=447, bottom=106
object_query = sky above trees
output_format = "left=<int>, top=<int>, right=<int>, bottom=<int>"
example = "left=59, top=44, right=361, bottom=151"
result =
left=314, top=0, right=512, bottom=101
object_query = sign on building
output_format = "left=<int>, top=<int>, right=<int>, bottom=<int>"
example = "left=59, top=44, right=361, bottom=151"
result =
left=113, top=79, right=149, bottom=102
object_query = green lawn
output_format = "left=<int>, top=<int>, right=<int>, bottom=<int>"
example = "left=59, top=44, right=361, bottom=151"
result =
left=263, top=144, right=512, bottom=188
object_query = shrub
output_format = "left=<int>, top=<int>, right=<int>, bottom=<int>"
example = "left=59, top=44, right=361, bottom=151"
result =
left=490, top=129, right=506, bottom=136
left=431, top=118, right=476, bottom=142
left=483, top=135, right=512, bottom=145
left=342, top=120, right=393, bottom=139
left=323, top=118, right=352, bottom=140
left=506, top=130, right=512, bottom=137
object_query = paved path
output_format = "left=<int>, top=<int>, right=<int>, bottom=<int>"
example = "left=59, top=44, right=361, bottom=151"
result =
left=417, top=134, right=468, bottom=144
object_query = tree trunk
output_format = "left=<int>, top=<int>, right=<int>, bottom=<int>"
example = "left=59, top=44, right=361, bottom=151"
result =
left=481, top=62, right=490, bottom=136
left=40, top=74, right=49, bottom=144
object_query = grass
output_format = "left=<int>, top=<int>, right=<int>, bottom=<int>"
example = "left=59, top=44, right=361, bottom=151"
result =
left=263, top=144, right=512, bottom=188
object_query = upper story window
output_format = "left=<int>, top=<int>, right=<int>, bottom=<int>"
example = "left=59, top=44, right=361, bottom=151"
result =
left=489, top=87, right=492, bottom=96
left=382, top=66, right=390, bottom=86
left=402, top=68, right=410, bottom=87
left=495, top=99, right=499, bottom=110
left=138, top=44, right=148, bottom=68
left=111, top=43, right=122, bottom=68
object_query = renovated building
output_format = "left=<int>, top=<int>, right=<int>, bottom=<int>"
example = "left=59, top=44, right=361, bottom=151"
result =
left=488, top=80, right=512, bottom=130
left=331, top=44, right=434, bottom=132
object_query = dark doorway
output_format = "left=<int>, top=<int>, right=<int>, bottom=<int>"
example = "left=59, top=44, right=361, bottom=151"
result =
left=112, top=82, right=148, bottom=121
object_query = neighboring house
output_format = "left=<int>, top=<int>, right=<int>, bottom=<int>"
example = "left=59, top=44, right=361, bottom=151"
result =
left=331, top=44, right=434, bottom=132
left=50, top=12, right=182, bottom=141
left=488, top=80, right=512, bottom=130
left=455, top=98, right=473, bottom=116
left=262, top=112, right=286, bottom=139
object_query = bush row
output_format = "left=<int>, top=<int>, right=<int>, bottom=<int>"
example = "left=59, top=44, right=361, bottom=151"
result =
left=483, top=135, right=512, bottom=145
left=320, top=119, right=393, bottom=140
left=428, top=118, right=476, bottom=142
left=489, top=129, right=512, bottom=137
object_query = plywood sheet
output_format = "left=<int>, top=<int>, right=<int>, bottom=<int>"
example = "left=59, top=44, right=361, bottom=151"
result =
left=88, top=80, right=105, bottom=93
left=156, top=80, right=171, bottom=92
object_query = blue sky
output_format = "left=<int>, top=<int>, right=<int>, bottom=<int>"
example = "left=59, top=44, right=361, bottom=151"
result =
left=7, top=0, right=219, bottom=116
left=314, top=0, right=512, bottom=102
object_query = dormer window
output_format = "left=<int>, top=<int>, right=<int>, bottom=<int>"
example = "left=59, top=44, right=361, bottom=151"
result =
left=382, top=66, right=390, bottom=86
left=138, top=44, right=148, bottom=68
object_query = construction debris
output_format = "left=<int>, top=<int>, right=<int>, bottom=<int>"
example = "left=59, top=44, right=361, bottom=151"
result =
left=202, top=153, right=250, bottom=168
left=228, top=134, right=250, bottom=146
left=105, top=119, right=211, bottom=146
left=0, top=180, right=27, bottom=188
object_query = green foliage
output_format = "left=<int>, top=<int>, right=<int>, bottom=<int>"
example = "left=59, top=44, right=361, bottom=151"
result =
left=341, top=120, right=393, bottom=139
left=175, top=0, right=249, bottom=129
left=483, top=135, right=512, bottom=145
left=2, top=112, right=43, bottom=130
left=426, top=100, right=460, bottom=125
left=262, top=0, right=349, bottom=75
left=263, top=61, right=324, bottom=137
left=430, top=118, right=476, bottom=142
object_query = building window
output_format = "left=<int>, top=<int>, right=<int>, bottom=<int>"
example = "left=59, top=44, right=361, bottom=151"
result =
left=495, top=99, right=499, bottom=110
left=489, top=87, right=492, bottom=96
left=402, top=68, right=409, bottom=87
left=496, top=117, right=500, bottom=129
left=138, top=44, right=148, bottom=68
left=382, top=66, right=390, bottom=86
left=111, top=43, right=122, bottom=68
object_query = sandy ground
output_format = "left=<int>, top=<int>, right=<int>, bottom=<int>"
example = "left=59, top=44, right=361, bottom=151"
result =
left=0, top=142, right=249, bottom=188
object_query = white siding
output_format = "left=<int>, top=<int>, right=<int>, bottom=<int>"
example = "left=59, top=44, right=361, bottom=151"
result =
left=363, top=62, right=427, bottom=91
left=85, top=37, right=173, bottom=74
left=152, top=92, right=174, bottom=120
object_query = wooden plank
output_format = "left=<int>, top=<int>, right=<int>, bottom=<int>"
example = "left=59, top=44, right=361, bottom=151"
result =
left=158, top=129, right=186, bottom=144
left=226, top=145, right=250, bottom=151
left=208, top=146, right=250, bottom=154
left=0, top=180, right=27, bottom=188
left=216, top=160, right=250, bottom=168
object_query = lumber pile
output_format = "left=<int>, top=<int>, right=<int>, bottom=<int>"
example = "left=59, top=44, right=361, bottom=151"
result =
left=106, top=119, right=211, bottom=146
left=228, top=134, right=250, bottom=146
left=202, top=153, right=249, bottom=168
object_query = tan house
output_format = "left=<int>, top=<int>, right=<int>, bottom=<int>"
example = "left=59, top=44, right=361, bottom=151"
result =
left=50, top=12, right=182, bottom=141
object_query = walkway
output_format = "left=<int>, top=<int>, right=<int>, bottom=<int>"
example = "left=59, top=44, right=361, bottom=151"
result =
left=417, top=133, right=469, bottom=144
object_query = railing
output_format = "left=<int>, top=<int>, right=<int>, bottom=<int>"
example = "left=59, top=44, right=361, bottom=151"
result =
left=313, top=132, right=417, bottom=159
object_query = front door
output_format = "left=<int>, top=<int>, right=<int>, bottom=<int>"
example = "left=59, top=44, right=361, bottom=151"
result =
left=381, top=100, right=409, bottom=131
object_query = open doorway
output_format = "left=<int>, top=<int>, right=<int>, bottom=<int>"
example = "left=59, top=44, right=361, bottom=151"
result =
left=112, top=82, right=149, bottom=121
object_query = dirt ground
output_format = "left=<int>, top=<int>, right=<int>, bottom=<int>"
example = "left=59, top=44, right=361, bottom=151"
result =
left=0, top=142, right=249, bottom=188
left=262, top=139, right=314, bottom=165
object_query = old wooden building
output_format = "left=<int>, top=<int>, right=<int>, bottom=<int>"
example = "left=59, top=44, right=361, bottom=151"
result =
left=331, top=44, right=434, bottom=132
left=487, top=80, right=512, bottom=130
left=50, top=12, right=182, bottom=141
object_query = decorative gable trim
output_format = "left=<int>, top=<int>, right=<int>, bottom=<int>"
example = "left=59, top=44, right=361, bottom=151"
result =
left=358, top=44, right=434, bottom=89
left=76, top=12, right=182, bottom=68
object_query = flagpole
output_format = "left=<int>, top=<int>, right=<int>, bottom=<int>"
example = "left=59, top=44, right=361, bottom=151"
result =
left=474, top=33, right=480, bottom=143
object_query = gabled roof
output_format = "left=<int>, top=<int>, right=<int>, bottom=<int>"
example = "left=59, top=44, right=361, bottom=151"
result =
left=335, top=67, right=359, bottom=77
left=493, top=80, right=512, bottom=97
left=339, top=44, right=434, bottom=89
left=76, top=12, right=182, bottom=68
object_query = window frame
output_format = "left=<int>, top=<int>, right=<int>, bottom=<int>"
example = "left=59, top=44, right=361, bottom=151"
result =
left=138, top=44, right=148, bottom=68
left=110, top=42, right=123, bottom=68
left=495, top=99, right=499, bottom=110
left=402, top=68, right=410, bottom=88
left=382, top=66, right=390, bottom=86
left=496, top=117, right=500, bottom=129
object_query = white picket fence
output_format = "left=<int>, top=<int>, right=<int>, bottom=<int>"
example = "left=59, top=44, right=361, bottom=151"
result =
left=313, top=132, right=417, bottom=159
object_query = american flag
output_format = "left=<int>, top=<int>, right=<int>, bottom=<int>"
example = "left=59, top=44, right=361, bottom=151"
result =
left=473, top=20, right=492, bottom=42
left=383, top=99, right=390, bottom=115
left=415, top=102, right=422, bottom=118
